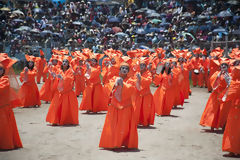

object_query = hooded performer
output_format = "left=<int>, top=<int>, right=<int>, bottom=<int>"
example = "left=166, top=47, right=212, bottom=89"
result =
left=46, top=56, right=79, bottom=126
left=36, top=50, right=47, bottom=84
left=134, top=57, right=155, bottom=126
left=99, top=56, right=138, bottom=149
left=18, top=55, right=41, bottom=108
left=200, top=58, right=232, bottom=131
left=0, top=53, right=23, bottom=150
left=80, top=52, right=108, bottom=113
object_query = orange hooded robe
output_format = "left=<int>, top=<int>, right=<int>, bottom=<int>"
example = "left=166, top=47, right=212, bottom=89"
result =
left=200, top=57, right=210, bottom=88
left=134, top=70, right=155, bottom=126
left=46, top=68, right=79, bottom=125
left=73, top=64, right=86, bottom=96
left=208, top=59, right=220, bottom=92
left=190, top=57, right=203, bottom=87
left=0, top=76, right=23, bottom=149
left=200, top=71, right=231, bottom=129
left=36, top=57, right=47, bottom=83
left=99, top=76, right=138, bottom=149
left=80, top=65, right=108, bottom=112
left=40, top=65, right=60, bottom=102
left=222, top=67, right=240, bottom=154
left=19, top=68, right=41, bottom=107
left=153, top=71, right=175, bottom=116
left=181, top=62, right=191, bottom=99
left=172, top=66, right=184, bottom=106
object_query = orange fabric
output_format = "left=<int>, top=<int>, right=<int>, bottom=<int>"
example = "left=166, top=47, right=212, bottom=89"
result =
left=190, top=57, right=203, bottom=87
left=208, top=59, right=220, bottom=92
left=201, top=58, right=210, bottom=88
left=0, top=54, right=17, bottom=72
left=73, top=64, right=86, bottom=96
left=99, top=76, right=138, bottom=149
left=0, top=76, right=22, bottom=150
left=19, top=69, right=41, bottom=107
left=153, top=72, right=175, bottom=116
left=222, top=107, right=240, bottom=154
left=182, top=62, right=191, bottom=99
left=102, top=64, right=119, bottom=85
left=222, top=80, right=240, bottom=154
left=172, top=67, right=184, bottom=106
left=25, top=54, right=36, bottom=62
left=40, top=65, right=60, bottom=102
left=80, top=65, right=108, bottom=112
left=134, top=70, right=155, bottom=126
left=46, top=68, right=79, bottom=125
left=200, top=71, right=229, bottom=129
left=36, top=58, right=47, bottom=83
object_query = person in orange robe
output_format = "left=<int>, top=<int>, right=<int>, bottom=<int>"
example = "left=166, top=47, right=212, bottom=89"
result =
left=18, top=55, right=41, bottom=107
left=200, top=60, right=231, bottom=131
left=71, top=56, right=86, bottom=97
left=101, top=57, right=111, bottom=85
left=153, top=60, right=175, bottom=116
left=99, top=57, right=138, bottom=149
left=171, top=59, right=184, bottom=107
left=191, top=48, right=203, bottom=87
left=80, top=53, right=108, bottom=113
left=222, top=65, right=240, bottom=157
left=102, top=57, right=120, bottom=85
left=36, top=50, right=47, bottom=84
left=0, top=54, right=23, bottom=150
left=40, top=55, right=61, bottom=103
left=171, top=49, right=191, bottom=99
left=46, top=58, right=79, bottom=126
left=102, top=49, right=122, bottom=85
left=147, top=60, right=156, bottom=82
left=152, top=48, right=165, bottom=74
left=200, top=49, right=209, bottom=88
left=180, top=55, right=191, bottom=99
left=134, top=57, right=155, bottom=126
left=207, top=48, right=224, bottom=92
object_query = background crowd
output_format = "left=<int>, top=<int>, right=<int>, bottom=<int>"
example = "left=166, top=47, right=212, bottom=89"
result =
left=0, top=0, right=240, bottom=60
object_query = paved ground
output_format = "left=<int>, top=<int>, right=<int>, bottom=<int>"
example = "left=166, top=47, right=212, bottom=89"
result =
left=0, top=85, right=236, bottom=160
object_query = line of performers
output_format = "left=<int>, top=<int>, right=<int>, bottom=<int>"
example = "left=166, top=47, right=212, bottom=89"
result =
left=0, top=47, right=239, bottom=156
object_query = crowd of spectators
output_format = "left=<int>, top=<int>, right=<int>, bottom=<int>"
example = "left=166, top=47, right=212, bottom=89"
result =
left=0, top=0, right=239, bottom=58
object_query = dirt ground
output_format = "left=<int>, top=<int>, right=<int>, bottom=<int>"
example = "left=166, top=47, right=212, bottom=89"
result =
left=0, top=85, right=236, bottom=160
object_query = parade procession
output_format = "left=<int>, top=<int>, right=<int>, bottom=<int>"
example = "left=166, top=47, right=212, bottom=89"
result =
left=0, top=0, right=240, bottom=159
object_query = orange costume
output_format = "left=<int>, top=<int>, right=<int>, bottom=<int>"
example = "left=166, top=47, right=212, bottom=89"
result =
left=134, top=58, right=155, bottom=126
left=191, top=48, right=203, bottom=87
left=102, top=49, right=122, bottom=85
left=153, top=69, right=175, bottom=116
left=0, top=55, right=23, bottom=150
left=172, top=49, right=192, bottom=100
left=222, top=66, right=240, bottom=154
left=46, top=66, right=79, bottom=125
left=71, top=54, right=86, bottom=96
left=99, top=73, right=138, bottom=149
left=19, top=55, right=41, bottom=107
left=208, top=59, right=220, bottom=92
left=199, top=49, right=209, bottom=88
left=80, top=53, right=108, bottom=112
left=102, top=62, right=120, bottom=85
left=101, top=57, right=111, bottom=85
left=182, top=61, right=192, bottom=99
left=40, top=55, right=61, bottom=102
left=36, top=50, right=47, bottom=84
left=200, top=69, right=231, bottom=129
left=172, top=64, right=184, bottom=106
left=208, top=48, right=224, bottom=92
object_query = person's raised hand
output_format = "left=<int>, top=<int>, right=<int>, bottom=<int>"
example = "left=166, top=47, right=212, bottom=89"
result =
left=24, top=67, right=28, bottom=72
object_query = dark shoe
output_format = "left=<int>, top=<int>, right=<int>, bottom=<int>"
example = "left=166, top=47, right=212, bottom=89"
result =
left=223, top=152, right=236, bottom=157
